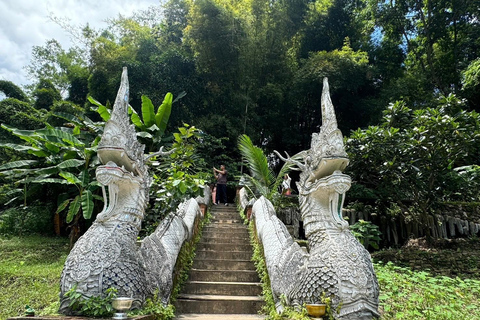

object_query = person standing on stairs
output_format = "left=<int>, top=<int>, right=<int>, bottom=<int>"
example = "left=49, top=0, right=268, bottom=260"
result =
left=213, top=165, right=228, bottom=205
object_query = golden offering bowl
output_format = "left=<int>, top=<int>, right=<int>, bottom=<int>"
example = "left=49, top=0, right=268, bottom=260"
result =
left=305, top=303, right=327, bottom=318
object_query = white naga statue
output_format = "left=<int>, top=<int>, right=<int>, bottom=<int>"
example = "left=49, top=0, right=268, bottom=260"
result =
left=252, top=78, right=379, bottom=319
left=59, top=68, right=202, bottom=313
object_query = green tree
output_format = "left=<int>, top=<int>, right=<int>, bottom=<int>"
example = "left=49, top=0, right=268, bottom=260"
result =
left=462, top=58, right=480, bottom=109
left=33, top=79, right=62, bottom=110
left=346, top=95, right=480, bottom=241
left=0, top=80, right=29, bottom=102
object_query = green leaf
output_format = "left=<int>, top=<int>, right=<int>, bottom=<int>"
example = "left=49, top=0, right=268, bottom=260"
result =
left=67, top=195, right=81, bottom=223
left=155, top=92, right=173, bottom=136
left=81, top=190, right=94, bottom=220
left=179, top=181, right=187, bottom=194
left=0, top=160, right=38, bottom=170
left=32, top=177, right=69, bottom=184
left=56, top=199, right=71, bottom=214
left=79, top=169, right=90, bottom=188
left=128, top=105, right=145, bottom=129
left=36, top=128, right=84, bottom=147
left=44, top=142, right=60, bottom=153
left=141, top=95, right=156, bottom=127
left=59, top=171, right=82, bottom=185
left=0, top=143, right=44, bottom=153
left=58, top=159, right=85, bottom=169
left=172, top=91, right=186, bottom=103
left=88, top=96, right=111, bottom=121
left=137, top=131, right=153, bottom=139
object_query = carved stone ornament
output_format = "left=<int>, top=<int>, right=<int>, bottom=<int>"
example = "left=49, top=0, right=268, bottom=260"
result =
left=252, top=78, right=379, bottom=319
left=59, top=68, right=202, bottom=313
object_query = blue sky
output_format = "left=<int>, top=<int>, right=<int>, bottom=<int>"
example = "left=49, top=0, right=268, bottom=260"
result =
left=0, top=0, right=160, bottom=93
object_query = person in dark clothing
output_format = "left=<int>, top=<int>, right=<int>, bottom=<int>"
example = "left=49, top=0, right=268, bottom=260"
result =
left=213, top=165, right=228, bottom=205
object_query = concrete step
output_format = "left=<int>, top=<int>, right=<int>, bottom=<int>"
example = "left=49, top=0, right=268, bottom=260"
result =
left=210, top=218, right=244, bottom=224
left=175, top=294, right=265, bottom=314
left=201, top=236, right=250, bottom=244
left=211, top=204, right=237, bottom=210
left=196, top=242, right=253, bottom=252
left=188, top=269, right=260, bottom=282
left=174, top=314, right=266, bottom=320
left=203, top=224, right=248, bottom=232
left=182, top=281, right=262, bottom=296
left=195, top=250, right=253, bottom=260
left=202, top=231, right=250, bottom=242
left=193, top=259, right=255, bottom=271
left=211, top=212, right=242, bottom=219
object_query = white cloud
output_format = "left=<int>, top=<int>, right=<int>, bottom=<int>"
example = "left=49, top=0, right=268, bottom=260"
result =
left=0, top=0, right=160, bottom=89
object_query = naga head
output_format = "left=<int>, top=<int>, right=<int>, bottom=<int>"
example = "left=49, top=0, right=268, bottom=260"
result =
left=96, top=68, right=151, bottom=215
left=98, top=68, right=147, bottom=179
left=276, top=78, right=349, bottom=188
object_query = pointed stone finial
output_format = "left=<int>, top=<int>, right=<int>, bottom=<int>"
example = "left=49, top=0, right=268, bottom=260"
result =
left=111, top=67, right=130, bottom=120
left=321, top=77, right=338, bottom=130
left=307, top=77, right=348, bottom=181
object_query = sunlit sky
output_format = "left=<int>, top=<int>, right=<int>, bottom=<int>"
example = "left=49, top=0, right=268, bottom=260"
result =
left=0, top=0, right=160, bottom=93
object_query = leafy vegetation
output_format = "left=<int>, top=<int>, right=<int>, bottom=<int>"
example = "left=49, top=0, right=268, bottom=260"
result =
left=375, top=261, right=480, bottom=320
left=350, top=219, right=382, bottom=250
left=346, top=95, right=480, bottom=242
left=64, top=286, right=117, bottom=318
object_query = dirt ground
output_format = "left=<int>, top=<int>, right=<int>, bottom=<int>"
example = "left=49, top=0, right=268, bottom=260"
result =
left=372, top=237, right=480, bottom=279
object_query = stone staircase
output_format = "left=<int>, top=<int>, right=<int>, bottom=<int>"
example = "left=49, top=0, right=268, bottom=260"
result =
left=174, top=204, right=265, bottom=320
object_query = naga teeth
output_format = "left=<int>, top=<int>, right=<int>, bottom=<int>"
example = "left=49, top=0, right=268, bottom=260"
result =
left=122, top=165, right=126, bottom=171
left=120, top=152, right=124, bottom=157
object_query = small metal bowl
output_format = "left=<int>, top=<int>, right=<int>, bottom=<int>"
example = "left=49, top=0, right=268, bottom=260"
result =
left=305, top=303, right=327, bottom=318
left=112, top=297, right=134, bottom=311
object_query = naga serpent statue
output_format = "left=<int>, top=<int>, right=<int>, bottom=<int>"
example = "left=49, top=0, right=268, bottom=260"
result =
left=59, top=68, right=202, bottom=313
left=251, top=78, right=379, bottom=319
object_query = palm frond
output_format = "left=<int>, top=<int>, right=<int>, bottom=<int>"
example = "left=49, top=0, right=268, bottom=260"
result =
left=238, top=134, right=274, bottom=189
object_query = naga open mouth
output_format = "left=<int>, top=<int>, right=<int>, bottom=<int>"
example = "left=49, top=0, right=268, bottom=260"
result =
left=96, top=161, right=139, bottom=186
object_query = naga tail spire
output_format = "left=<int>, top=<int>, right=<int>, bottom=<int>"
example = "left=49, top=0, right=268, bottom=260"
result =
left=321, top=77, right=338, bottom=131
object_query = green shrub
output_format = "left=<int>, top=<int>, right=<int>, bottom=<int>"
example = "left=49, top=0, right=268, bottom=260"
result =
left=0, top=204, right=54, bottom=236
left=64, top=285, right=117, bottom=317
left=350, top=219, right=382, bottom=250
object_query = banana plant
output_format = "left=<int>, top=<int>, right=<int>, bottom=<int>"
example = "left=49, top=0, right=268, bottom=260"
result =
left=0, top=112, right=104, bottom=244
left=88, top=91, right=185, bottom=153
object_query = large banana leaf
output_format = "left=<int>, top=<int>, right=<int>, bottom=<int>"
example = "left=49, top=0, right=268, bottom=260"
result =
left=128, top=105, right=145, bottom=130
left=36, top=128, right=84, bottom=147
left=51, top=112, right=84, bottom=127
left=56, top=199, right=71, bottom=214
left=156, top=92, right=173, bottom=136
left=67, top=195, right=81, bottom=223
left=0, top=143, right=43, bottom=153
left=58, top=159, right=86, bottom=169
left=81, top=189, right=94, bottom=220
left=0, top=160, right=38, bottom=170
left=59, top=172, right=82, bottom=185
left=88, top=96, right=111, bottom=121
left=141, top=95, right=156, bottom=128
left=1, top=125, right=42, bottom=146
